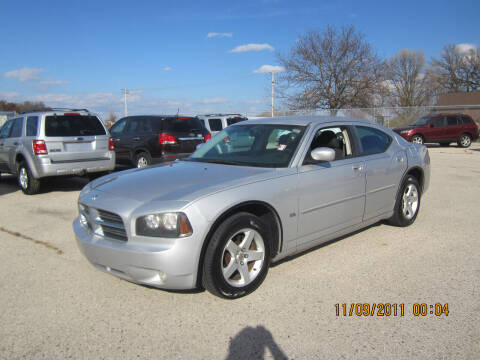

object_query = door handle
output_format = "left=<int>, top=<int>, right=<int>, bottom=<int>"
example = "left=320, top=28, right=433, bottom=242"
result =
left=133, top=137, right=140, bottom=141
left=114, top=138, right=120, bottom=142
left=352, top=165, right=363, bottom=171
left=396, top=157, right=404, bottom=163
left=13, top=142, right=19, bottom=146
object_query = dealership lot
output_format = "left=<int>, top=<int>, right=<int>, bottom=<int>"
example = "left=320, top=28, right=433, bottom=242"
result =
left=0, top=144, right=479, bottom=359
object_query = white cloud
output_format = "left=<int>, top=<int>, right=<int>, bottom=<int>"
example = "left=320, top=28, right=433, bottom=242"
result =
left=245, top=99, right=263, bottom=104
left=253, top=65, right=285, bottom=74
left=198, top=97, right=229, bottom=104
left=456, top=43, right=477, bottom=54
left=4, top=67, right=44, bottom=82
left=230, top=43, right=274, bottom=53
left=39, top=80, right=69, bottom=85
left=207, top=32, right=233, bottom=38
left=163, top=66, right=172, bottom=71
left=0, top=91, right=22, bottom=100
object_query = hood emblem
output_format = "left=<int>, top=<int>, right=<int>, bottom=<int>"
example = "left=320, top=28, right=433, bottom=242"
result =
left=91, top=193, right=99, bottom=201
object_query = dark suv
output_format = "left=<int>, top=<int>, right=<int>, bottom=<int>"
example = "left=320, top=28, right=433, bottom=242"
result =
left=394, top=113, right=479, bottom=147
left=110, top=115, right=211, bottom=167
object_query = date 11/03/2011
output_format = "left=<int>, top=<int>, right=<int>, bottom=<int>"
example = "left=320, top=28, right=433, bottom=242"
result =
left=335, top=303, right=449, bottom=317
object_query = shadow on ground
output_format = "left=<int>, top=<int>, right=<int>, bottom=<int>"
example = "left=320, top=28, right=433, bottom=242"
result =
left=226, top=326, right=288, bottom=360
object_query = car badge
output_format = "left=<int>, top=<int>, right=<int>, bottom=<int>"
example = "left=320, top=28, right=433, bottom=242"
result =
left=91, top=193, right=99, bottom=201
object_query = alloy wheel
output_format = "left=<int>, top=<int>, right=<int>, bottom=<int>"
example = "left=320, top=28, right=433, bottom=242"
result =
left=402, top=183, right=419, bottom=220
left=19, top=167, right=28, bottom=189
left=460, top=135, right=471, bottom=147
left=137, top=157, right=148, bottom=167
left=221, top=228, right=265, bottom=287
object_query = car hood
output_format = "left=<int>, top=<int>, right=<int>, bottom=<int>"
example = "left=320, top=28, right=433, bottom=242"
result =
left=89, top=161, right=277, bottom=203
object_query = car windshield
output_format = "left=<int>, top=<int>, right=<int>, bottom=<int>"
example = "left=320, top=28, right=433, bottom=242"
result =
left=187, top=124, right=306, bottom=167
left=412, top=116, right=433, bottom=126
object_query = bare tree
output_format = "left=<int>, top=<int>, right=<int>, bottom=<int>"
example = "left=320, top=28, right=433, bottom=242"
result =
left=428, top=44, right=480, bottom=93
left=0, top=100, right=50, bottom=113
left=386, top=49, right=430, bottom=107
left=104, top=109, right=117, bottom=129
left=277, top=25, right=384, bottom=114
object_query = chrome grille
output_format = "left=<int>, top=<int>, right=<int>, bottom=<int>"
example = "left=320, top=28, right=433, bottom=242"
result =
left=80, top=204, right=127, bottom=242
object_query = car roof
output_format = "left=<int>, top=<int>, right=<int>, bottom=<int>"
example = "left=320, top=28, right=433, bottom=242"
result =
left=239, top=116, right=374, bottom=127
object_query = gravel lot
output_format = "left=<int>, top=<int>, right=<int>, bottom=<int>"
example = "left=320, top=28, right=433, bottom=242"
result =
left=1, top=144, right=479, bottom=360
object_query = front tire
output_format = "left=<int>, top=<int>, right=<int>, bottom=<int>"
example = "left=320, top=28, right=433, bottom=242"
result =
left=411, top=135, right=424, bottom=145
left=202, top=212, right=271, bottom=299
left=388, top=176, right=421, bottom=227
left=457, top=133, right=472, bottom=148
left=17, top=161, right=41, bottom=195
left=133, top=152, right=151, bottom=168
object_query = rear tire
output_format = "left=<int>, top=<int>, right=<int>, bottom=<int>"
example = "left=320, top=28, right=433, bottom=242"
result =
left=457, top=133, right=472, bottom=148
left=388, top=176, right=421, bottom=227
left=133, top=152, right=151, bottom=168
left=202, top=212, right=271, bottom=299
left=17, top=161, right=41, bottom=195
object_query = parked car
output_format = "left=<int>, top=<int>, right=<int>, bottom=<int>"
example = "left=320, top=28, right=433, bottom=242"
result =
left=110, top=115, right=211, bottom=167
left=0, top=108, right=115, bottom=194
left=197, top=114, right=247, bottom=136
left=393, top=113, right=479, bottom=147
left=74, top=116, right=430, bottom=298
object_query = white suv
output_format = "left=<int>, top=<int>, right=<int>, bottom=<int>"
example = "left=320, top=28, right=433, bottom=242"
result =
left=197, top=114, right=247, bottom=136
left=0, top=108, right=115, bottom=194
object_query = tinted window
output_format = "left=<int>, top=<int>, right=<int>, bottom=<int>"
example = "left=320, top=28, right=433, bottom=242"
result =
left=10, top=118, right=23, bottom=138
left=208, top=118, right=222, bottom=131
left=355, top=126, right=391, bottom=155
left=447, top=116, right=458, bottom=126
left=164, top=117, right=202, bottom=133
left=433, top=117, right=446, bottom=127
left=110, top=118, right=127, bottom=136
left=45, top=115, right=106, bottom=136
left=26, top=116, right=38, bottom=136
left=226, top=117, right=247, bottom=126
left=125, top=117, right=152, bottom=134
left=461, top=116, right=472, bottom=125
left=0, top=120, right=13, bottom=138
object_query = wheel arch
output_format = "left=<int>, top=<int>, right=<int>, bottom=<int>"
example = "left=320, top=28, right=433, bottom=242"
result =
left=402, top=166, right=424, bottom=193
left=196, top=200, right=283, bottom=288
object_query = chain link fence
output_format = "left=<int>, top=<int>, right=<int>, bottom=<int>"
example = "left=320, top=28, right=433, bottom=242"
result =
left=287, top=105, right=480, bottom=129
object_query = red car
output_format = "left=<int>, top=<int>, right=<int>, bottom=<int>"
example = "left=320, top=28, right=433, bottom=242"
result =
left=394, top=113, right=479, bottom=148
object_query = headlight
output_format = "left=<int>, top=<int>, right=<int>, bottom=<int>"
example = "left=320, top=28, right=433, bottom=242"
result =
left=400, top=130, right=412, bottom=134
left=136, top=212, right=192, bottom=238
left=78, top=203, right=89, bottom=228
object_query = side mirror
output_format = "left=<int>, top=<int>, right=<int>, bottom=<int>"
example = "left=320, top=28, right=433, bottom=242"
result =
left=311, top=147, right=335, bottom=162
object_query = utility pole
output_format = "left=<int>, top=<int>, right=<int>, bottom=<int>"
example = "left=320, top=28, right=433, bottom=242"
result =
left=121, top=88, right=129, bottom=117
left=271, top=72, right=275, bottom=117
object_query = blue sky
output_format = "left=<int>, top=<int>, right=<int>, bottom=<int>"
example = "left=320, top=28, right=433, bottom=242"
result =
left=1, top=0, right=479, bottom=119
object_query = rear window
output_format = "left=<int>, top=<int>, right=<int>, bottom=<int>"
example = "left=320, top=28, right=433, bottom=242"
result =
left=208, top=118, right=223, bottom=131
left=226, top=117, right=247, bottom=126
left=45, top=115, right=106, bottom=137
left=461, top=116, right=473, bottom=124
left=163, top=117, right=202, bottom=133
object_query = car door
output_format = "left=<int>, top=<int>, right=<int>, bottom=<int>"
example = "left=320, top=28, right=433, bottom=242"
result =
left=428, top=117, right=447, bottom=141
left=110, top=118, right=130, bottom=160
left=446, top=115, right=462, bottom=140
left=0, top=119, right=14, bottom=171
left=2, top=117, right=24, bottom=173
left=352, top=125, right=407, bottom=221
left=297, top=125, right=366, bottom=249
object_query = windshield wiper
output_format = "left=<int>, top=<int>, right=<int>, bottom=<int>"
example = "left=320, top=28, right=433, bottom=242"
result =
left=190, top=159, right=242, bottom=166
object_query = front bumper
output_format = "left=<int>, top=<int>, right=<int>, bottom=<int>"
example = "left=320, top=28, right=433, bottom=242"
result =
left=73, top=218, right=200, bottom=290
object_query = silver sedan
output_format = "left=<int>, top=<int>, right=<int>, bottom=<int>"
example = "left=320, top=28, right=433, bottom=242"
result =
left=73, top=117, right=430, bottom=298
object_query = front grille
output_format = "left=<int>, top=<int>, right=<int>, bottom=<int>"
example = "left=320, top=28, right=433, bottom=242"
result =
left=80, top=205, right=127, bottom=241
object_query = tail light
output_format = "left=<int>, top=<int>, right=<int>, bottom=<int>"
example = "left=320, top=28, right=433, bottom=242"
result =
left=158, top=133, right=177, bottom=145
left=33, top=140, right=48, bottom=155
left=108, top=137, right=114, bottom=151
left=204, top=133, right=212, bottom=142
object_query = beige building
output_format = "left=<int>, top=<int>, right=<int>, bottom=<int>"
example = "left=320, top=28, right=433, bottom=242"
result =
left=436, top=91, right=480, bottom=122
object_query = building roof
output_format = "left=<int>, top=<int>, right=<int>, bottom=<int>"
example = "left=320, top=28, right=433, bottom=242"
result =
left=436, top=91, right=480, bottom=106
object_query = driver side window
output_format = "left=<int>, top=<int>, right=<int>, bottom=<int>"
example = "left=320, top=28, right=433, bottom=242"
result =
left=110, top=118, right=127, bottom=136
left=304, top=126, right=353, bottom=164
